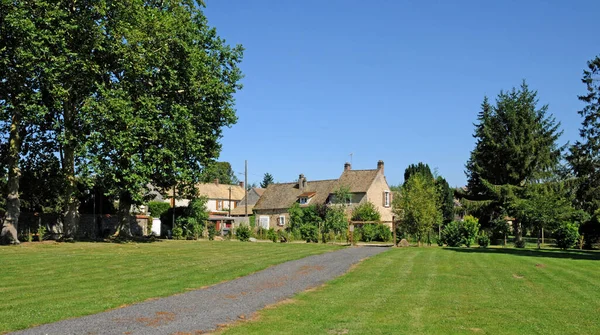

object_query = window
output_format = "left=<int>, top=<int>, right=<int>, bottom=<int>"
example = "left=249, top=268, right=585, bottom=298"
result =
left=278, top=215, right=286, bottom=226
left=384, top=191, right=390, bottom=207
left=217, top=200, right=223, bottom=210
left=259, top=216, right=270, bottom=229
left=299, top=197, right=308, bottom=205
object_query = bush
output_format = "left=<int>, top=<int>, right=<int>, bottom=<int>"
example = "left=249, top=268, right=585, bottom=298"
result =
left=477, top=232, right=490, bottom=248
left=172, top=224, right=184, bottom=240
left=555, top=222, right=580, bottom=250
left=351, top=201, right=381, bottom=221
left=461, top=215, right=480, bottom=248
left=442, top=221, right=463, bottom=247
left=236, top=224, right=252, bottom=242
left=267, top=228, right=277, bottom=243
left=207, top=223, right=217, bottom=240
left=37, top=225, right=46, bottom=242
left=147, top=201, right=171, bottom=218
left=300, top=224, right=318, bottom=243
left=374, top=224, right=392, bottom=242
left=361, top=224, right=376, bottom=242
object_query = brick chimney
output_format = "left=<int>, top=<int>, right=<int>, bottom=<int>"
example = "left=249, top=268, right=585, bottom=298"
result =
left=214, top=178, right=219, bottom=185
left=239, top=181, right=244, bottom=188
left=298, top=174, right=306, bottom=190
left=344, top=162, right=352, bottom=171
left=377, top=160, right=384, bottom=174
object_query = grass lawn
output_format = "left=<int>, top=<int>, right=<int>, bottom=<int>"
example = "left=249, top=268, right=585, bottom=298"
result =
left=220, top=246, right=600, bottom=335
left=0, top=240, right=340, bottom=333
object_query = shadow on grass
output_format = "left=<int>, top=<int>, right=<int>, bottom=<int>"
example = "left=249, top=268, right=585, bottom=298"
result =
left=443, top=246, right=600, bottom=261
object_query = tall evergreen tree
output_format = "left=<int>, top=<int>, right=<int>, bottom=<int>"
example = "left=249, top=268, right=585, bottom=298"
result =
left=568, top=55, right=600, bottom=213
left=462, top=82, right=564, bottom=243
left=403, top=163, right=433, bottom=183
left=260, top=173, right=274, bottom=188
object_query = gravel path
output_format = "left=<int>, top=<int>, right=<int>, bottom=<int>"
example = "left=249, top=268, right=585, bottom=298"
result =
left=14, top=246, right=389, bottom=335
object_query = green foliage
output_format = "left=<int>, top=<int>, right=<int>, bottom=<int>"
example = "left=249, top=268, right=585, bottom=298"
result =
left=477, top=232, right=490, bottom=248
left=172, top=225, right=184, bottom=240
left=200, top=162, right=239, bottom=185
left=435, top=177, right=455, bottom=224
left=236, top=224, right=252, bottom=242
left=555, top=222, right=580, bottom=250
left=351, top=201, right=381, bottom=222
left=147, top=202, right=171, bottom=219
left=395, top=172, right=442, bottom=244
left=37, top=225, right=46, bottom=242
left=568, top=55, right=600, bottom=214
left=324, top=206, right=346, bottom=236
left=207, top=223, right=217, bottom=241
left=404, top=163, right=433, bottom=183
left=267, top=228, right=277, bottom=243
left=300, top=224, right=319, bottom=243
left=461, top=215, right=480, bottom=248
left=260, top=173, right=274, bottom=188
left=333, top=186, right=352, bottom=205
left=464, top=83, right=564, bottom=240
left=361, top=225, right=376, bottom=242
left=357, top=224, right=391, bottom=242
left=442, top=221, right=463, bottom=247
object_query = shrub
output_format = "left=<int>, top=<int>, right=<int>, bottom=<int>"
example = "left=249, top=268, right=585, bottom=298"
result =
left=351, top=201, right=381, bottom=221
left=477, top=232, right=490, bottom=248
left=361, top=225, right=376, bottom=242
left=172, top=225, right=184, bottom=240
left=207, top=223, right=217, bottom=240
left=267, top=228, right=277, bottom=242
left=442, top=221, right=462, bottom=247
left=37, top=225, right=46, bottom=242
left=555, top=222, right=580, bottom=250
left=236, top=224, right=252, bottom=242
left=374, top=224, right=392, bottom=242
left=147, top=201, right=171, bottom=218
left=300, top=224, right=318, bottom=243
left=461, top=215, right=480, bottom=248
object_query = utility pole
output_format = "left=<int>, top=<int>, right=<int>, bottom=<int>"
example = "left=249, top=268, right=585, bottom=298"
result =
left=228, top=186, right=232, bottom=217
left=245, top=160, right=248, bottom=219
left=172, top=185, right=176, bottom=236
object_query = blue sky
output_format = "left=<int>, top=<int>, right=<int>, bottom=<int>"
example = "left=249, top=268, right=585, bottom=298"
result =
left=203, top=0, right=599, bottom=187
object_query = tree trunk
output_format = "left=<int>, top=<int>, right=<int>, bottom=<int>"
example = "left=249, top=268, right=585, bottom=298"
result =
left=537, top=227, right=542, bottom=249
left=62, top=103, right=79, bottom=239
left=115, top=192, right=133, bottom=238
left=1, top=111, right=22, bottom=245
left=513, top=219, right=523, bottom=244
left=62, top=141, right=79, bottom=239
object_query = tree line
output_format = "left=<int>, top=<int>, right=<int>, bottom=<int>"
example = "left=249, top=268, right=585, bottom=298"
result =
left=395, top=55, right=600, bottom=249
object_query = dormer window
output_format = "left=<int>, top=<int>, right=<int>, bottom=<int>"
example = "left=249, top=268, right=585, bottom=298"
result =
left=298, top=191, right=316, bottom=205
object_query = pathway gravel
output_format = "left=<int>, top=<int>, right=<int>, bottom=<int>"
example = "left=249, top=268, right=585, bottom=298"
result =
left=13, top=246, right=389, bottom=335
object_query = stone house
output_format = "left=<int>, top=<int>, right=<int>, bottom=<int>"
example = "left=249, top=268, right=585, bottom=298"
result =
left=229, top=187, right=265, bottom=223
left=253, top=160, right=393, bottom=230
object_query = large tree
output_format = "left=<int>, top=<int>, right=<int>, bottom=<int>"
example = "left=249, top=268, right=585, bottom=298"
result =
left=394, top=172, right=442, bottom=246
left=0, top=2, right=50, bottom=244
left=568, top=55, right=600, bottom=213
left=462, top=82, right=564, bottom=243
left=200, top=162, right=239, bottom=185
left=83, top=1, right=243, bottom=236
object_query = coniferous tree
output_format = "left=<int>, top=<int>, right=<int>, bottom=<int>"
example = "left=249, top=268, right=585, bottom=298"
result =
left=260, top=173, right=274, bottom=188
left=568, top=56, right=600, bottom=213
left=462, top=82, right=564, bottom=243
